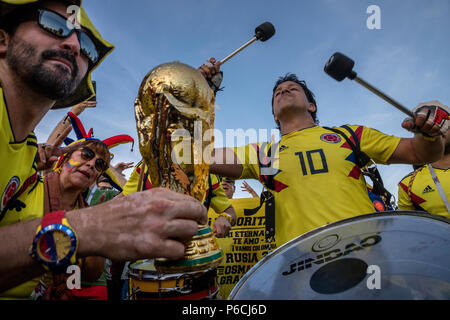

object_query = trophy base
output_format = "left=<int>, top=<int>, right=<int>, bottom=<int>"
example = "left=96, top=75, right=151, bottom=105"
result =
left=154, top=225, right=223, bottom=274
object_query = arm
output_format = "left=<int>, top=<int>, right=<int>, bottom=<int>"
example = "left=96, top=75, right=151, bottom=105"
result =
left=46, top=101, right=97, bottom=145
left=210, top=147, right=243, bottom=179
left=107, top=164, right=129, bottom=187
left=0, top=188, right=207, bottom=291
left=388, top=135, right=444, bottom=164
left=213, top=205, right=236, bottom=238
left=241, top=181, right=259, bottom=198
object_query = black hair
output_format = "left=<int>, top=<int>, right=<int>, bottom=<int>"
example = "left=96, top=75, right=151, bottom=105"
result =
left=271, top=73, right=318, bottom=130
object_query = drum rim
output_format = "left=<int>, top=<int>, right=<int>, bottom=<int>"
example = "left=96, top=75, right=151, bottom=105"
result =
left=228, top=210, right=449, bottom=300
left=129, top=259, right=219, bottom=280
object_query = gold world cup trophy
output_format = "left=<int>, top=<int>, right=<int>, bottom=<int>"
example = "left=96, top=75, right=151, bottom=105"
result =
left=134, top=61, right=223, bottom=274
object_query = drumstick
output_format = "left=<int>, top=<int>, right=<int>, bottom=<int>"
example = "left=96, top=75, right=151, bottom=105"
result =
left=324, top=52, right=414, bottom=118
left=219, top=22, right=275, bottom=65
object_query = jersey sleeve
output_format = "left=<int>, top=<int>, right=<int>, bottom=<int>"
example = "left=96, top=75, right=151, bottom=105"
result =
left=210, top=184, right=232, bottom=213
left=358, top=126, right=401, bottom=164
left=232, top=143, right=263, bottom=180
left=397, top=175, right=415, bottom=210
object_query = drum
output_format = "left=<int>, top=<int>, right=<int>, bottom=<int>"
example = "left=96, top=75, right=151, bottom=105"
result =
left=229, top=211, right=450, bottom=300
left=128, top=259, right=218, bottom=300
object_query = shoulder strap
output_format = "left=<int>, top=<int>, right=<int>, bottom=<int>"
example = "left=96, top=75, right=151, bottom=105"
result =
left=427, top=165, right=450, bottom=212
left=323, top=126, right=370, bottom=168
left=137, top=160, right=146, bottom=192
left=407, top=167, right=422, bottom=197
left=257, top=142, right=275, bottom=190
left=253, top=143, right=276, bottom=243
left=203, top=175, right=214, bottom=210
left=324, top=125, right=394, bottom=208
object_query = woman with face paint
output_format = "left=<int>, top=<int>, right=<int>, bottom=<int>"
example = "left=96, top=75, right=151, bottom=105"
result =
left=39, top=140, right=111, bottom=300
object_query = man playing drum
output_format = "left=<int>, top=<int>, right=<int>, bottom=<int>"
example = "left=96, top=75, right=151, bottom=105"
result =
left=210, top=72, right=448, bottom=247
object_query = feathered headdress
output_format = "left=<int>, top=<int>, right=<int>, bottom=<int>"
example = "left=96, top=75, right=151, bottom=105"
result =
left=54, top=112, right=134, bottom=192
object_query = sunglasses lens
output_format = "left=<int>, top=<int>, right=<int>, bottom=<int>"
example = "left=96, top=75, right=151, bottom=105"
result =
left=38, top=9, right=99, bottom=65
left=95, top=159, right=108, bottom=173
left=80, top=147, right=95, bottom=161
left=78, top=31, right=99, bottom=64
left=38, top=10, right=71, bottom=38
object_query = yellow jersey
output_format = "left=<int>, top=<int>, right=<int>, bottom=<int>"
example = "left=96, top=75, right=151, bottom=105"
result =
left=398, top=166, right=449, bottom=217
left=0, top=88, right=39, bottom=223
left=0, top=179, right=44, bottom=299
left=234, top=125, right=401, bottom=246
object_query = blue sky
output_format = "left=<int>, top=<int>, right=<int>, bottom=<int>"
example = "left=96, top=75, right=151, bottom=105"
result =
left=35, top=0, right=450, bottom=201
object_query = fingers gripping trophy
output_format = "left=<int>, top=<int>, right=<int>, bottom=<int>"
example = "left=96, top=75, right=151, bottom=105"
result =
left=134, top=62, right=223, bottom=274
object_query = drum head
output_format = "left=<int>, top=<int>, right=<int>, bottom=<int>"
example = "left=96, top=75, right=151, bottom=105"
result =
left=229, top=211, right=450, bottom=300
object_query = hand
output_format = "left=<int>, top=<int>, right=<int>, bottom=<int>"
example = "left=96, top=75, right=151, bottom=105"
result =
left=113, top=162, right=134, bottom=176
left=402, top=100, right=449, bottom=137
left=70, top=188, right=208, bottom=261
left=36, top=127, right=84, bottom=171
left=241, top=181, right=259, bottom=198
left=198, top=57, right=222, bottom=79
left=71, top=100, right=97, bottom=115
left=213, top=216, right=232, bottom=238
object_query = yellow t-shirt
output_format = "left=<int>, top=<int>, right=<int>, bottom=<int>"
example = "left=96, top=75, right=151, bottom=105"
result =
left=398, top=166, right=450, bottom=217
left=0, top=88, right=38, bottom=222
left=234, top=125, right=401, bottom=247
left=123, top=161, right=232, bottom=213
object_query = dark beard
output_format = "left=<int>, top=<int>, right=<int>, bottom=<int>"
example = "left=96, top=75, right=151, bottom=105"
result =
left=6, top=36, right=81, bottom=100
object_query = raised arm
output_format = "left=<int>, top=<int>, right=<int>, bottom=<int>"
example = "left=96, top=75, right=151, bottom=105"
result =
left=210, top=147, right=243, bottom=179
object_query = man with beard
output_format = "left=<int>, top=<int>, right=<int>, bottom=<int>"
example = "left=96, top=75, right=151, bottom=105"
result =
left=0, top=0, right=207, bottom=293
left=398, top=103, right=450, bottom=217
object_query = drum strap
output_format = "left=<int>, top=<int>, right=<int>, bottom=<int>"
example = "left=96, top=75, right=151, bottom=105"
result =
left=244, top=190, right=275, bottom=244
left=323, top=125, right=396, bottom=209
left=427, top=164, right=450, bottom=212
left=203, top=175, right=214, bottom=211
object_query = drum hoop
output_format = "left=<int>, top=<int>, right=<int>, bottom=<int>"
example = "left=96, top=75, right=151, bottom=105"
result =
left=228, top=210, right=449, bottom=300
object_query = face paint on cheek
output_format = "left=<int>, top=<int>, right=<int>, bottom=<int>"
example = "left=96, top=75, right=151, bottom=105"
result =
left=65, top=159, right=82, bottom=171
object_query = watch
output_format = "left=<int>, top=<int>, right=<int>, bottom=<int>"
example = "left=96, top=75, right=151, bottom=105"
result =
left=30, top=210, right=78, bottom=273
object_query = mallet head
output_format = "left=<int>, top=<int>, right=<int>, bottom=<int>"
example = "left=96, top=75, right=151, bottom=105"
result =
left=255, top=22, right=276, bottom=42
left=324, top=52, right=357, bottom=81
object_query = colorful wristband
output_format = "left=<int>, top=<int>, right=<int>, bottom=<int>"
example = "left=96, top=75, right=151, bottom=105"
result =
left=219, top=212, right=235, bottom=226
left=419, top=133, right=439, bottom=142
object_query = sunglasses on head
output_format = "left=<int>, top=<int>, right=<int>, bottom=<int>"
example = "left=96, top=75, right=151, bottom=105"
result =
left=35, top=9, right=100, bottom=65
left=79, top=146, right=109, bottom=173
